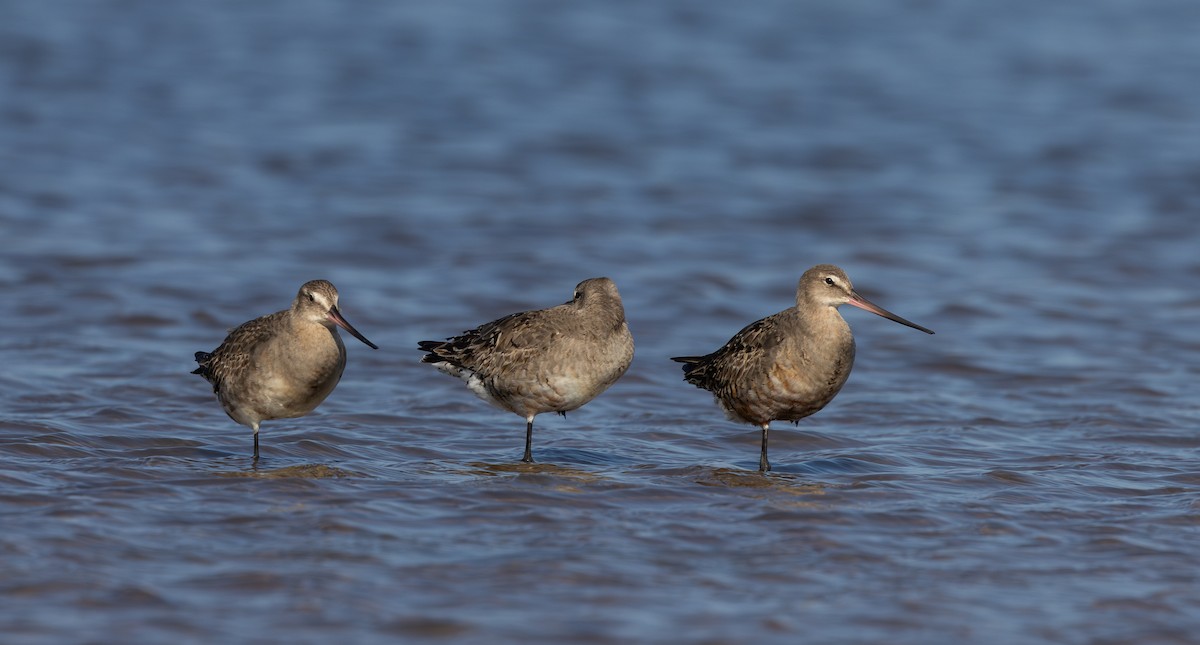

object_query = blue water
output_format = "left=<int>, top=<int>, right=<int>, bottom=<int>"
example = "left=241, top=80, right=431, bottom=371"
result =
left=2, top=1, right=1200, bottom=643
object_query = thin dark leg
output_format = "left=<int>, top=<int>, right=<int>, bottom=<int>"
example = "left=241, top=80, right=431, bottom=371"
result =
left=759, top=423, right=770, bottom=472
left=521, top=419, right=535, bottom=463
left=253, top=432, right=260, bottom=461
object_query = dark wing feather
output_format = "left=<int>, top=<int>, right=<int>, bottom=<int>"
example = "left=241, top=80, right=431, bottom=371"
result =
left=191, top=351, right=213, bottom=377
left=671, top=313, right=786, bottom=392
left=419, top=308, right=560, bottom=373
left=192, top=311, right=286, bottom=393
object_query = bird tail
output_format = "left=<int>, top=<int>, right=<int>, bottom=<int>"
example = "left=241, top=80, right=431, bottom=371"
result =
left=191, top=351, right=212, bottom=376
left=418, top=340, right=451, bottom=365
left=669, top=355, right=708, bottom=384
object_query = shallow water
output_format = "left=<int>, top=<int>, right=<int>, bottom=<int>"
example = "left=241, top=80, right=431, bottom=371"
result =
left=3, top=0, right=1200, bottom=643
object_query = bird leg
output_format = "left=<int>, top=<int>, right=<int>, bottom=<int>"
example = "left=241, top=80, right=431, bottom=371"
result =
left=522, top=418, right=535, bottom=463
left=759, top=423, right=771, bottom=472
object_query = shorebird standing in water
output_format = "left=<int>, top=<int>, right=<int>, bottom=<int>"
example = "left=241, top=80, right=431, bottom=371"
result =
left=671, top=264, right=933, bottom=472
left=419, top=277, right=634, bottom=463
left=192, top=279, right=378, bottom=460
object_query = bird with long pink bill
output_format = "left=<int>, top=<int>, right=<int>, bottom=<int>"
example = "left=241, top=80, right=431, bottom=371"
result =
left=671, top=264, right=933, bottom=472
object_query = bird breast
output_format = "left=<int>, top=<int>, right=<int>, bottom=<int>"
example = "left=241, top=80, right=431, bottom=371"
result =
left=763, top=331, right=856, bottom=420
left=258, top=322, right=347, bottom=414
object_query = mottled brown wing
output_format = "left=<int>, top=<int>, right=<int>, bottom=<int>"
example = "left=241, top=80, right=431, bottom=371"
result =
left=672, top=312, right=786, bottom=393
left=420, top=307, right=561, bottom=374
left=193, top=311, right=286, bottom=394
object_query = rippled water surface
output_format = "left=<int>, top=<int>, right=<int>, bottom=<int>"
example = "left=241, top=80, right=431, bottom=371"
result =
left=3, top=1, right=1200, bottom=643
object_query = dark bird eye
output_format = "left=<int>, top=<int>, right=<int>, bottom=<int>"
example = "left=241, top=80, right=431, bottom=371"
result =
left=307, top=293, right=316, bottom=302
left=824, top=277, right=835, bottom=286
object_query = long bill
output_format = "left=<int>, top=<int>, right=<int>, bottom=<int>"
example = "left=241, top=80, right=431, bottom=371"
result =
left=328, top=307, right=380, bottom=349
left=847, top=292, right=935, bottom=335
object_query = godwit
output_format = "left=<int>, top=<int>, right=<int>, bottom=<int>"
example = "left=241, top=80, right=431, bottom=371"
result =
left=192, top=279, right=378, bottom=460
left=419, top=277, right=634, bottom=463
left=671, top=264, right=933, bottom=472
